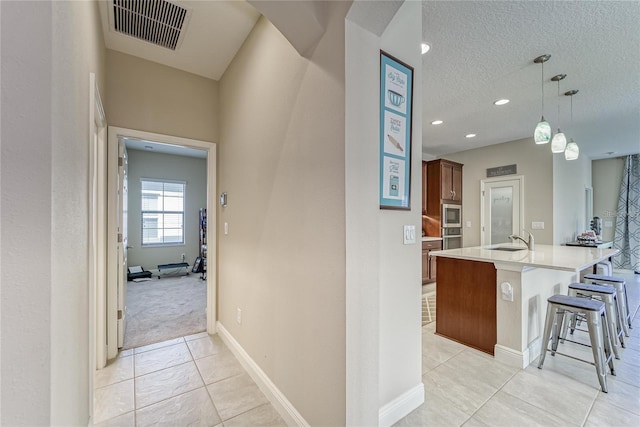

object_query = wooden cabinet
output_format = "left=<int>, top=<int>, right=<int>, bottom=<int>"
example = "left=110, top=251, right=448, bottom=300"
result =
left=425, top=159, right=463, bottom=236
left=422, top=239, right=442, bottom=283
left=421, top=161, right=428, bottom=214
left=426, top=159, right=463, bottom=208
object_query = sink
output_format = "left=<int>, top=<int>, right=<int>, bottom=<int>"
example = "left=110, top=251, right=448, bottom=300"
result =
left=487, top=247, right=527, bottom=252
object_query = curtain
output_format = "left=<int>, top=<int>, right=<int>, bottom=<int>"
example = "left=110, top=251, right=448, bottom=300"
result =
left=613, top=154, right=640, bottom=273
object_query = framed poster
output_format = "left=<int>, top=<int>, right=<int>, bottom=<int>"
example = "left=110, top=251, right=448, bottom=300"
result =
left=380, top=50, right=413, bottom=210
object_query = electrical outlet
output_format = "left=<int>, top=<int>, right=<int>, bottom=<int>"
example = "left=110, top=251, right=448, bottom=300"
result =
left=531, top=221, right=544, bottom=230
left=236, top=307, right=242, bottom=324
left=604, top=221, right=613, bottom=228
left=224, top=222, right=229, bottom=235
left=181, top=253, right=186, bottom=262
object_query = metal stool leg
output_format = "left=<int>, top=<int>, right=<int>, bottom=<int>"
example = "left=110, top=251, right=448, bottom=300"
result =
left=538, top=303, right=557, bottom=368
left=586, top=310, right=609, bottom=393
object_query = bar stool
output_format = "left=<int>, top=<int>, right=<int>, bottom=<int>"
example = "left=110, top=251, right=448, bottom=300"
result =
left=565, top=283, right=624, bottom=359
left=539, top=294, right=615, bottom=393
left=584, top=273, right=631, bottom=336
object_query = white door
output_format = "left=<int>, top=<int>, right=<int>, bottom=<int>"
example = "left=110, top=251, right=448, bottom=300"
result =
left=117, top=140, right=129, bottom=348
left=481, top=177, right=523, bottom=246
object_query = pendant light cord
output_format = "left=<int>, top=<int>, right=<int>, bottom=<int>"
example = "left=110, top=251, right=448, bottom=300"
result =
left=541, top=61, right=545, bottom=115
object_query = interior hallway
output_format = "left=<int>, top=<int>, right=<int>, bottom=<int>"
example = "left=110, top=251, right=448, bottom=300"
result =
left=94, top=272, right=639, bottom=426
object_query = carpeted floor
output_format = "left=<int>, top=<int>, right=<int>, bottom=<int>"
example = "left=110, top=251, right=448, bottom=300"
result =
left=123, top=274, right=207, bottom=349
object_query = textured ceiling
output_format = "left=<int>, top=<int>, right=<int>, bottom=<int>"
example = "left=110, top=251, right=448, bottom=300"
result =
left=99, top=1, right=639, bottom=160
left=422, top=0, right=640, bottom=159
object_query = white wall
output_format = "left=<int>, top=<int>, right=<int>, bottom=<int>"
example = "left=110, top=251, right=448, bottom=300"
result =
left=126, top=150, right=207, bottom=272
left=445, top=138, right=554, bottom=246
left=1, top=0, right=106, bottom=424
left=593, top=157, right=626, bottom=242
left=217, top=5, right=349, bottom=425
left=378, top=0, right=423, bottom=420
left=552, top=153, right=592, bottom=243
left=346, top=1, right=423, bottom=425
left=105, top=50, right=218, bottom=143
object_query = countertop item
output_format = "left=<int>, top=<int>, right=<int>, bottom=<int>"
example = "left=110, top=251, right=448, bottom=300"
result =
left=431, top=243, right=618, bottom=273
left=565, top=241, right=613, bottom=249
left=422, top=236, right=443, bottom=242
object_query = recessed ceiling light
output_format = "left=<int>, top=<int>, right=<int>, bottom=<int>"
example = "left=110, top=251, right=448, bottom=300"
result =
left=431, top=120, right=443, bottom=125
left=421, top=43, right=431, bottom=54
left=465, top=134, right=476, bottom=138
left=494, top=99, right=510, bottom=106
left=144, top=145, right=154, bottom=150
left=606, top=151, right=616, bottom=155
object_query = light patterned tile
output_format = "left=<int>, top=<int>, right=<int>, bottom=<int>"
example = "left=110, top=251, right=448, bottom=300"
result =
left=135, top=362, right=204, bottom=408
left=443, top=349, right=519, bottom=390
left=135, top=387, right=220, bottom=427
left=194, top=350, right=245, bottom=385
left=93, top=379, right=134, bottom=424
left=95, top=355, right=134, bottom=389
left=393, top=383, right=470, bottom=427
left=134, top=342, right=192, bottom=376
left=585, top=399, right=640, bottom=426
left=93, top=410, right=135, bottom=427
left=134, top=337, right=185, bottom=354
left=118, top=349, right=133, bottom=358
left=186, top=334, right=227, bottom=360
left=502, top=368, right=598, bottom=426
left=206, top=373, right=268, bottom=421
left=461, top=416, right=491, bottom=427
left=473, top=390, right=576, bottom=426
left=222, top=403, right=286, bottom=427
left=609, top=357, right=640, bottom=388
left=597, top=374, right=640, bottom=415
left=185, top=331, right=209, bottom=341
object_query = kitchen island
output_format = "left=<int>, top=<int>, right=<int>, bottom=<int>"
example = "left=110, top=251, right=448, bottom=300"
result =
left=431, top=244, right=619, bottom=368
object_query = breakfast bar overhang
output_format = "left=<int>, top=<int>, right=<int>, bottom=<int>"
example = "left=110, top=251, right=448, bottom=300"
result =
left=431, top=244, right=619, bottom=369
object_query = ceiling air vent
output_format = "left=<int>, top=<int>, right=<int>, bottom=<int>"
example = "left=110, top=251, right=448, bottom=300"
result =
left=112, top=0, right=188, bottom=50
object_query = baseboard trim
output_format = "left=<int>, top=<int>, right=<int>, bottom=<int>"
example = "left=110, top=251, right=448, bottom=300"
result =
left=494, top=344, right=529, bottom=369
left=378, top=382, right=425, bottom=427
left=216, top=322, right=309, bottom=427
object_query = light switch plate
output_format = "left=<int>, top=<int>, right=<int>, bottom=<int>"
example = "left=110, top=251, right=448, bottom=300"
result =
left=604, top=221, right=613, bottom=228
left=466, top=220, right=472, bottom=228
left=403, top=225, right=416, bottom=244
left=531, top=221, right=544, bottom=230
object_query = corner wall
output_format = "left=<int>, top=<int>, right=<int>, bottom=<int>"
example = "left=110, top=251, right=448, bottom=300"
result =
left=593, top=157, right=626, bottom=242
left=445, top=138, right=554, bottom=246
left=126, top=150, right=207, bottom=271
left=217, top=5, right=349, bottom=425
left=1, top=0, right=107, bottom=424
left=105, top=50, right=218, bottom=143
left=552, top=153, right=592, bottom=243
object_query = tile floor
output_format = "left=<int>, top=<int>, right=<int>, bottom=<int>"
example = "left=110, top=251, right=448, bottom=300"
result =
left=397, top=270, right=640, bottom=426
left=93, top=331, right=286, bottom=426
left=95, top=271, right=640, bottom=426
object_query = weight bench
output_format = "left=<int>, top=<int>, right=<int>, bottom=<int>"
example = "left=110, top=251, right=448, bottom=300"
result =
left=157, top=262, right=190, bottom=278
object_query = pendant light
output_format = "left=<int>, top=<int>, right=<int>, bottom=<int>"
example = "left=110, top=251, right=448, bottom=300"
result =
left=550, top=74, right=567, bottom=153
left=533, top=55, right=551, bottom=144
left=564, top=90, right=580, bottom=160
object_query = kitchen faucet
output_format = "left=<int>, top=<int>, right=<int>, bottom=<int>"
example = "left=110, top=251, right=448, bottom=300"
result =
left=509, top=230, right=535, bottom=251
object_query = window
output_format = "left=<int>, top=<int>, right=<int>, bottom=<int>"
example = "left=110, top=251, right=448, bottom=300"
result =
left=141, top=179, right=185, bottom=246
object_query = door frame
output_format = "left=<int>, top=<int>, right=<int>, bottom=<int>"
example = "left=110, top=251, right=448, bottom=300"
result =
left=89, top=73, right=107, bottom=422
left=480, top=175, right=524, bottom=246
left=106, top=127, right=217, bottom=359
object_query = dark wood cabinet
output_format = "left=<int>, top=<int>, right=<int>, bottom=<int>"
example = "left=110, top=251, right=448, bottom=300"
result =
left=425, top=159, right=463, bottom=236
left=422, top=239, right=442, bottom=283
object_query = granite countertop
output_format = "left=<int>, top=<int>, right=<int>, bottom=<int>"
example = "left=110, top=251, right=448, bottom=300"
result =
left=422, top=236, right=443, bottom=242
left=431, top=243, right=619, bottom=272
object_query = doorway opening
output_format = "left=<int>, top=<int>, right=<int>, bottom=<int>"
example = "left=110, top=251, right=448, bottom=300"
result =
left=106, top=127, right=217, bottom=359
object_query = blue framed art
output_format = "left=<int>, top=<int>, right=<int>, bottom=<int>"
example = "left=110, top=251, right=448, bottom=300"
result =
left=380, top=51, right=413, bottom=210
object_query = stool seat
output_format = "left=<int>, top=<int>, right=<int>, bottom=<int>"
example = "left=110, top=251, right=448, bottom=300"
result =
left=548, top=294, right=604, bottom=312
left=584, top=273, right=625, bottom=283
left=569, top=282, right=616, bottom=295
